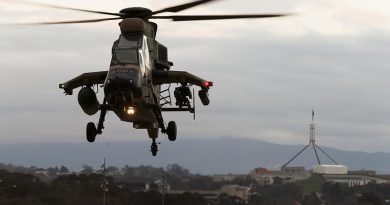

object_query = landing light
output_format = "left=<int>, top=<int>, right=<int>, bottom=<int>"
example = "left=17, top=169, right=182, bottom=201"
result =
left=126, top=107, right=135, bottom=115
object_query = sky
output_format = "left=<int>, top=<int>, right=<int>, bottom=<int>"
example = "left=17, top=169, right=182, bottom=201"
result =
left=1, top=0, right=390, bottom=152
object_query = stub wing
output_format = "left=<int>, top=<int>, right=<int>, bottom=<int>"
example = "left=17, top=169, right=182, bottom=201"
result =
left=153, top=69, right=213, bottom=107
left=152, top=70, right=213, bottom=89
left=59, top=71, right=108, bottom=95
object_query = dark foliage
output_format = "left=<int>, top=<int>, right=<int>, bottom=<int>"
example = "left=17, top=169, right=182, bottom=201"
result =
left=321, top=182, right=389, bottom=205
left=249, top=182, right=302, bottom=205
left=0, top=169, right=209, bottom=205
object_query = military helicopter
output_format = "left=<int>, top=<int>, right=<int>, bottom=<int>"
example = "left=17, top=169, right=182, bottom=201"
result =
left=8, top=0, right=289, bottom=156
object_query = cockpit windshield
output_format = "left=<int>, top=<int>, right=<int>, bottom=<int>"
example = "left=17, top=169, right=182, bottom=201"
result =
left=118, top=34, right=141, bottom=48
left=114, top=49, right=138, bottom=64
left=112, top=34, right=142, bottom=65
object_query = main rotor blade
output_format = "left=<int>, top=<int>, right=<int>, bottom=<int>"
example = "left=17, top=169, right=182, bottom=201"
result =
left=3, top=0, right=123, bottom=17
left=152, top=0, right=218, bottom=15
left=152, top=14, right=290, bottom=21
left=9, top=17, right=122, bottom=25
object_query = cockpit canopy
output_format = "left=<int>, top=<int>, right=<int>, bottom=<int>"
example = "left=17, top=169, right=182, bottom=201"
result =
left=111, top=33, right=142, bottom=65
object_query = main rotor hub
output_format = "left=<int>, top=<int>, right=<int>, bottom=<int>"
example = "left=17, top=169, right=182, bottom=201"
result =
left=119, top=7, right=153, bottom=19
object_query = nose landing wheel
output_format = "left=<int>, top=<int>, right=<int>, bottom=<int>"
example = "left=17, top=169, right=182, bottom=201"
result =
left=151, top=139, right=158, bottom=156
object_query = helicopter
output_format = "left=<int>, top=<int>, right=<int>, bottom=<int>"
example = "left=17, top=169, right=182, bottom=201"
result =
left=7, top=0, right=289, bottom=156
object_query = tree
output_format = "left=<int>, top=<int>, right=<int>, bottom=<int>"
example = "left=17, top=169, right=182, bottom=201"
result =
left=358, top=192, right=384, bottom=205
left=301, top=193, right=321, bottom=205
left=59, top=166, right=69, bottom=174
left=47, top=167, right=60, bottom=178
left=218, top=193, right=245, bottom=205
left=106, top=166, right=119, bottom=176
left=80, top=165, right=94, bottom=175
left=166, top=164, right=190, bottom=178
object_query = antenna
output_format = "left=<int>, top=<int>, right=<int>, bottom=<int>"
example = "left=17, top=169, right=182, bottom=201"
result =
left=193, top=88, right=196, bottom=120
left=101, top=158, right=108, bottom=205
left=161, top=172, right=167, bottom=205
left=282, top=110, right=338, bottom=168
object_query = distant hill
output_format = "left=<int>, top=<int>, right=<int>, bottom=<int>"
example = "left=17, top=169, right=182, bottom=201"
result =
left=0, top=138, right=389, bottom=174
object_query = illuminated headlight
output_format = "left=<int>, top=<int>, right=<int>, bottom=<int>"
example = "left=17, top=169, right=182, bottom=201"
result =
left=126, top=107, right=135, bottom=115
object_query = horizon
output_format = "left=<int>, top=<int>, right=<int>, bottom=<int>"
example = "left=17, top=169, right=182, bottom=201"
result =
left=0, top=137, right=387, bottom=154
left=0, top=138, right=389, bottom=175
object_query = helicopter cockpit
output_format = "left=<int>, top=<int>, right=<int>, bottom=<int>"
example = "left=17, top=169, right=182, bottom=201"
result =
left=105, top=31, right=153, bottom=109
left=111, top=34, right=142, bottom=65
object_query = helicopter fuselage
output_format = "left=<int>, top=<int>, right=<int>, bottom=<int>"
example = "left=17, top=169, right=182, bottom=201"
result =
left=104, top=31, right=159, bottom=125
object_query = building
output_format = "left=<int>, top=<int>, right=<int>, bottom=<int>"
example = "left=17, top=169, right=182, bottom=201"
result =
left=322, top=174, right=390, bottom=187
left=249, top=166, right=311, bottom=185
left=281, top=166, right=307, bottom=176
left=348, top=169, right=376, bottom=176
left=249, top=167, right=273, bottom=185
left=313, top=165, right=348, bottom=175
left=272, top=166, right=311, bottom=183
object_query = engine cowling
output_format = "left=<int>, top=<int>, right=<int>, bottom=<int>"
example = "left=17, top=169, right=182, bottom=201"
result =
left=78, top=87, right=100, bottom=115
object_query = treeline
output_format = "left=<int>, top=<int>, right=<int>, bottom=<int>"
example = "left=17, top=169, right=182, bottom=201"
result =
left=0, top=169, right=209, bottom=205
left=0, top=163, right=250, bottom=191
left=81, top=163, right=237, bottom=190
left=1, top=163, right=389, bottom=205
left=0, top=163, right=69, bottom=182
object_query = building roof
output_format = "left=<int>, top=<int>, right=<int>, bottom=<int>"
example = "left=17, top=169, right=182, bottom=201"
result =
left=254, top=167, right=272, bottom=175
left=314, top=165, right=347, bottom=168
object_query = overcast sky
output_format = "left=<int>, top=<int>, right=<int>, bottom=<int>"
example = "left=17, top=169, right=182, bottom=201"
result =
left=1, top=0, right=390, bottom=152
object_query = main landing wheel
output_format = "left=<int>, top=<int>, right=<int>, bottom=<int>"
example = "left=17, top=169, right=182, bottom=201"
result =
left=167, top=121, right=177, bottom=142
left=86, top=122, right=97, bottom=143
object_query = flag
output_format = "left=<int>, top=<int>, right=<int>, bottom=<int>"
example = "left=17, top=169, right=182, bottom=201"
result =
left=312, top=110, right=315, bottom=122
